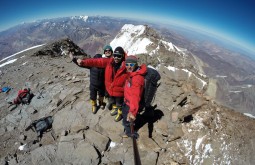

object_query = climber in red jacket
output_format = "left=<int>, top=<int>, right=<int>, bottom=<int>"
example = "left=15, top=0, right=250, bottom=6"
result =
left=122, top=55, right=147, bottom=138
left=70, top=46, right=128, bottom=122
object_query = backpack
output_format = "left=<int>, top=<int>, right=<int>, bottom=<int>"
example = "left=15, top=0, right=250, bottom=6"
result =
left=140, top=66, right=161, bottom=109
left=25, top=116, right=53, bottom=139
left=18, top=88, right=33, bottom=105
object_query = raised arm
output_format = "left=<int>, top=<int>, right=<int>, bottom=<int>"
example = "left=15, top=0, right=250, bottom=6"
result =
left=69, top=52, right=110, bottom=68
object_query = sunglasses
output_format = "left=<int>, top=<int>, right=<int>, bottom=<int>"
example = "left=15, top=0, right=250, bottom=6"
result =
left=113, top=54, right=123, bottom=59
left=105, top=50, right=111, bottom=52
left=125, top=63, right=136, bottom=67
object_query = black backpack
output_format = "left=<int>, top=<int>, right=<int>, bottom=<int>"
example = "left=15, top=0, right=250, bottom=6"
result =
left=25, top=116, right=53, bottom=139
left=140, top=67, right=161, bottom=109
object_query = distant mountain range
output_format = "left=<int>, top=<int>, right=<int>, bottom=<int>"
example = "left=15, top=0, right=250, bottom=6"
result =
left=0, top=16, right=142, bottom=58
left=1, top=15, right=255, bottom=115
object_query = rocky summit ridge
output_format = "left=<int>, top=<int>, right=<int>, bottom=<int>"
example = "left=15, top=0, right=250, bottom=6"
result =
left=0, top=28, right=255, bottom=165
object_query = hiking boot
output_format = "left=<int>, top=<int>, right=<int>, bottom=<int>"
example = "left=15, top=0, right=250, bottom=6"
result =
left=98, top=97, right=106, bottom=110
left=110, top=104, right=117, bottom=116
left=91, top=100, right=97, bottom=114
left=114, top=108, right=123, bottom=122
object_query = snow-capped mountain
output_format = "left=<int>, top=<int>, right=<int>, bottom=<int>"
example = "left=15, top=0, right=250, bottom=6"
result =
left=111, top=24, right=182, bottom=55
left=110, top=24, right=201, bottom=74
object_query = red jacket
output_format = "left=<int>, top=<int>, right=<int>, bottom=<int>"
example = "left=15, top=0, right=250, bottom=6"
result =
left=124, top=64, right=147, bottom=116
left=80, top=58, right=128, bottom=97
left=13, top=89, right=29, bottom=104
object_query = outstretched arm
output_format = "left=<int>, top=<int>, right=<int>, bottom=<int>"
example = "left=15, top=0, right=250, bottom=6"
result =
left=69, top=52, right=109, bottom=68
left=69, top=52, right=82, bottom=66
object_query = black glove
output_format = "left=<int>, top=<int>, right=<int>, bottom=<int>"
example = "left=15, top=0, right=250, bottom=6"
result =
left=72, top=57, right=78, bottom=65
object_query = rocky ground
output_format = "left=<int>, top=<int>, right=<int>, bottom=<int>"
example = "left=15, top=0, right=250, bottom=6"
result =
left=1, top=39, right=255, bottom=165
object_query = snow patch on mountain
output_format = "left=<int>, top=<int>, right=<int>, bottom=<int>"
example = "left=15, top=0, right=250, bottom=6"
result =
left=71, top=15, right=88, bottom=22
left=110, top=24, right=182, bottom=56
left=167, top=65, right=207, bottom=88
left=0, top=59, right=17, bottom=67
left=216, top=75, right=227, bottom=78
left=167, top=66, right=178, bottom=72
left=229, top=91, right=242, bottom=93
left=244, top=113, right=255, bottom=118
left=242, top=84, right=252, bottom=88
left=0, top=44, right=44, bottom=63
left=161, top=40, right=181, bottom=52
left=110, top=24, right=153, bottom=55
left=122, top=24, right=146, bottom=35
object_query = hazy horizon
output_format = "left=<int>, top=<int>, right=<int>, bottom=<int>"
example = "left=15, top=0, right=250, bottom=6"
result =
left=1, top=0, right=254, bottom=55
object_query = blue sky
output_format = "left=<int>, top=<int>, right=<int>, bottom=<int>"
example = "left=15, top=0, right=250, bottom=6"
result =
left=0, top=0, right=254, bottom=54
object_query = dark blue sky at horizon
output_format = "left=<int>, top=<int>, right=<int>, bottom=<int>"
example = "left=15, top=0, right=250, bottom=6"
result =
left=0, top=0, right=254, bottom=54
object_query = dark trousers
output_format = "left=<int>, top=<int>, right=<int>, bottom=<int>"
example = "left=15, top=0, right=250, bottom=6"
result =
left=108, top=96, right=123, bottom=107
left=122, top=103, right=139, bottom=138
left=90, top=84, right=105, bottom=100
left=105, top=90, right=110, bottom=98
left=122, top=104, right=131, bottom=135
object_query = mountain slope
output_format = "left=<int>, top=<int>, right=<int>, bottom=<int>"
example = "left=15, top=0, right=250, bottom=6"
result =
left=153, top=25, right=255, bottom=115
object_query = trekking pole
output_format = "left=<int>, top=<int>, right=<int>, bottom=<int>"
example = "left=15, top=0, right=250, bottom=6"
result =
left=130, top=120, right=142, bottom=165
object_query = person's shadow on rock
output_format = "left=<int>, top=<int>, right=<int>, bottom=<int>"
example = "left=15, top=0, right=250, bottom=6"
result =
left=135, top=104, right=164, bottom=138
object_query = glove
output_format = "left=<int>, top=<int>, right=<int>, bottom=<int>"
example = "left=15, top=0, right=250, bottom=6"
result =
left=72, top=57, right=78, bottom=65
left=69, top=52, right=78, bottom=65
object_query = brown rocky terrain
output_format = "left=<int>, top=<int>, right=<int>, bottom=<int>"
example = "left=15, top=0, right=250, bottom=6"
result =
left=0, top=39, right=255, bottom=165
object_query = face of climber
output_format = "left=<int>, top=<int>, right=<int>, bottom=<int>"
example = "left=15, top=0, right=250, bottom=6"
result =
left=125, top=63, right=137, bottom=72
left=113, top=47, right=125, bottom=64
left=104, top=49, right=112, bottom=58
left=113, top=53, right=123, bottom=63
left=125, top=55, right=138, bottom=72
